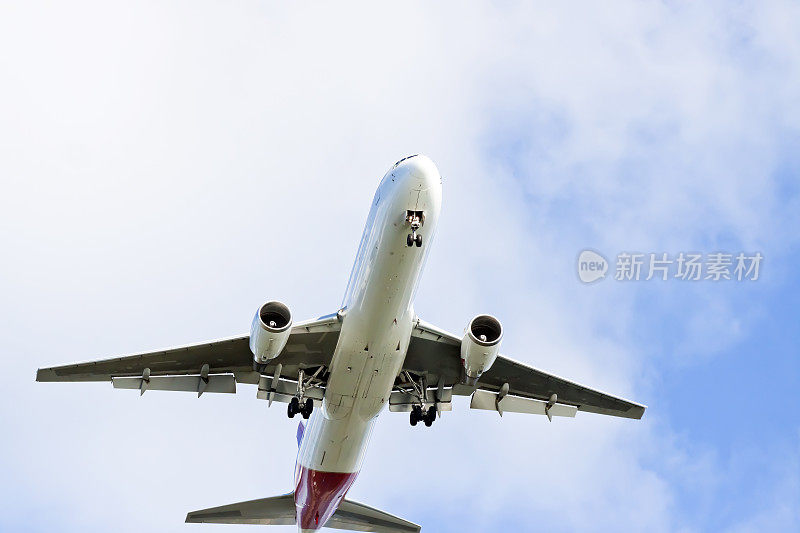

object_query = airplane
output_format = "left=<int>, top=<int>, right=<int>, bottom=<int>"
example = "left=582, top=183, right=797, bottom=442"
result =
left=37, top=154, right=646, bottom=532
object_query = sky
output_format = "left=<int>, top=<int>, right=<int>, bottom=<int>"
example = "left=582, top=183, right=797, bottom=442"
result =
left=1, top=1, right=799, bottom=532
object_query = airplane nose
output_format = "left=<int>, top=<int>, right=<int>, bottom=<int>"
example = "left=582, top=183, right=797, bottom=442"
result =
left=394, top=154, right=441, bottom=190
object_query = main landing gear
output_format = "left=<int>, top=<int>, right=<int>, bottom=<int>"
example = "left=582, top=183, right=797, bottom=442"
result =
left=410, top=405, right=436, bottom=427
left=286, top=368, right=321, bottom=420
left=401, top=370, right=437, bottom=427
left=406, top=211, right=423, bottom=248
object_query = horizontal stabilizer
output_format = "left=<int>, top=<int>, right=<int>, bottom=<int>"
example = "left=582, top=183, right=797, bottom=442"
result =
left=328, top=498, right=420, bottom=532
left=186, top=493, right=420, bottom=532
left=186, top=493, right=296, bottom=525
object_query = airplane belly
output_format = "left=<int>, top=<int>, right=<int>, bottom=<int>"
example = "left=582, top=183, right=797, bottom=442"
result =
left=324, top=313, right=413, bottom=418
left=299, top=308, right=414, bottom=474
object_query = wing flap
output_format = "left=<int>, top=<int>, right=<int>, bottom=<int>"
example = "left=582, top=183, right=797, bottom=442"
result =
left=470, top=389, right=577, bottom=417
left=112, top=374, right=236, bottom=394
left=388, top=389, right=453, bottom=412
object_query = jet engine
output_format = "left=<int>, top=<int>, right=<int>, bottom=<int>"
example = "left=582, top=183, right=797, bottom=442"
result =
left=460, top=314, right=503, bottom=384
left=250, top=301, right=293, bottom=367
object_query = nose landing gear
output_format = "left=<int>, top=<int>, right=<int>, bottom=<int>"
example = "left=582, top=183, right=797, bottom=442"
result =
left=406, top=211, right=424, bottom=248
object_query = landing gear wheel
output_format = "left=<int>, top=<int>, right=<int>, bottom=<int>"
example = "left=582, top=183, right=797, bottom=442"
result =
left=424, top=405, right=436, bottom=427
left=414, top=234, right=422, bottom=247
left=410, top=405, right=422, bottom=426
left=407, top=234, right=414, bottom=247
left=288, top=397, right=300, bottom=418
left=301, top=398, right=314, bottom=419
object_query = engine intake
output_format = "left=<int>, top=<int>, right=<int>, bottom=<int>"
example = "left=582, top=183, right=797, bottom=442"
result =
left=460, top=314, right=503, bottom=384
left=250, top=301, right=293, bottom=367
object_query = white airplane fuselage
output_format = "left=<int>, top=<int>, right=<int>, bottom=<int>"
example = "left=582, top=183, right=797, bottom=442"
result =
left=293, top=156, right=442, bottom=531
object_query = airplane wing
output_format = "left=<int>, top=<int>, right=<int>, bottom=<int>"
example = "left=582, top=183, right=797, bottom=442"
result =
left=36, top=314, right=341, bottom=394
left=400, top=318, right=646, bottom=420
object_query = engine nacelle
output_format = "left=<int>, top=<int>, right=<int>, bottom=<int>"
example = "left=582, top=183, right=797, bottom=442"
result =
left=250, top=301, right=293, bottom=366
left=460, top=314, right=503, bottom=384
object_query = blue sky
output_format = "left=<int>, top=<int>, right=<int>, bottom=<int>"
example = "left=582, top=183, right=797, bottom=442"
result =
left=1, top=2, right=798, bottom=532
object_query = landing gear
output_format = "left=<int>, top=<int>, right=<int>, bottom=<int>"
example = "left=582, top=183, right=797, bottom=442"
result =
left=409, top=405, right=436, bottom=426
left=288, top=396, right=313, bottom=419
left=286, top=368, right=322, bottom=419
left=406, top=211, right=424, bottom=248
left=402, top=371, right=438, bottom=428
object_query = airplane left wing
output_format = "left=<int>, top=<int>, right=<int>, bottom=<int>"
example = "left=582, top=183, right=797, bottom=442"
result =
left=400, top=318, right=646, bottom=420
left=36, top=315, right=341, bottom=394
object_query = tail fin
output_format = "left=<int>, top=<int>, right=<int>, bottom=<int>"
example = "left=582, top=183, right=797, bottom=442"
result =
left=186, top=492, right=420, bottom=532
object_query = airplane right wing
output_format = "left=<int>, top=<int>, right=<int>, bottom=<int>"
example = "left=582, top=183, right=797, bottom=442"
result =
left=400, top=318, right=646, bottom=420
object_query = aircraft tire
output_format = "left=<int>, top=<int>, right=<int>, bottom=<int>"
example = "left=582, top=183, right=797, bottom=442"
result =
left=302, top=398, right=313, bottom=419
left=426, top=405, right=436, bottom=423
left=410, top=405, right=421, bottom=426
left=288, top=397, right=300, bottom=418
